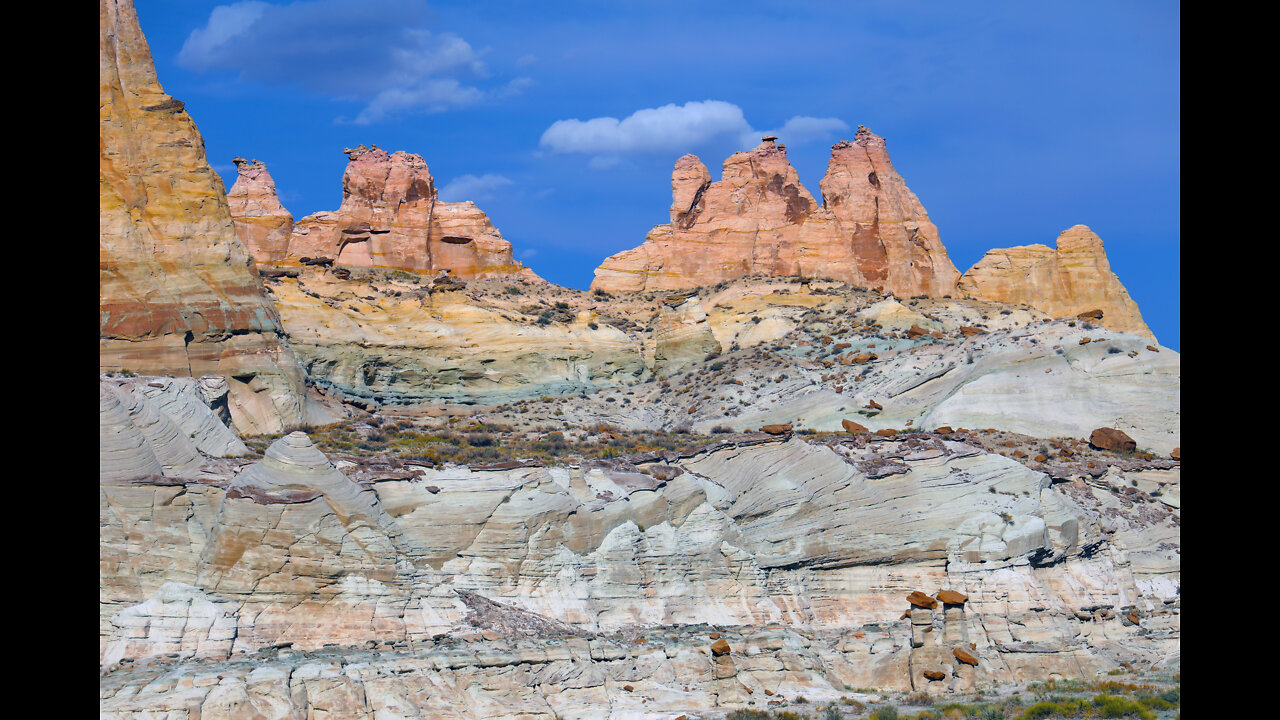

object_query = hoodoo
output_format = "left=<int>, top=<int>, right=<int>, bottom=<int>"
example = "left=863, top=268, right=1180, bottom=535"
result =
left=959, top=224, right=1154, bottom=339
left=226, top=158, right=294, bottom=264
left=231, top=146, right=540, bottom=281
left=591, top=127, right=961, bottom=297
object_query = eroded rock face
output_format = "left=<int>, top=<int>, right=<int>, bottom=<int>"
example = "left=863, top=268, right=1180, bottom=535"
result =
left=102, top=430, right=1178, bottom=717
left=958, top=225, right=1154, bottom=340
left=226, top=158, right=293, bottom=264
left=237, top=147, right=540, bottom=281
left=592, top=128, right=961, bottom=297
left=99, top=0, right=330, bottom=434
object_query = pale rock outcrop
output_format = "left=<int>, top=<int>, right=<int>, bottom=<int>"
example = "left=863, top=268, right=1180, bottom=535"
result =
left=268, top=273, right=648, bottom=404
left=99, top=0, right=333, bottom=434
left=135, top=377, right=248, bottom=457
left=226, top=158, right=294, bottom=264
left=239, top=146, right=540, bottom=281
left=652, top=293, right=722, bottom=375
left=958, top=225, right=1153, bottom=339
left=103, top=430, right=1177, bottom=668
left=100, top=383, right=163, bottom=481
left=856, top=297, right=948, bottom=333
left=592, top=128, right=961, bottom=297
left=100, top=375, right=255, bottom=484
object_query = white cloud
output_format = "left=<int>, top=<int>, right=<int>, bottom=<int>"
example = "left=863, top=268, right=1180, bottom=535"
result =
left=540, top=100, right=850, bottom=166
left=351, top=79, right=485, bottom=125
left=438, top=174, right=514, bottom=202
left=177, top=0, right=514, bottom=122
left=540, top=100, right=750, bottom=155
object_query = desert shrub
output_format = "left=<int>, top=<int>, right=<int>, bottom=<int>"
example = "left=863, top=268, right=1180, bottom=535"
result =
left=711, top=425, right=733, bottom=434
left=871, top=706, right=900, bottom=720
left=1093, top=695, right=1154, bottom=719
left=904, top=692, right=934, bottom=706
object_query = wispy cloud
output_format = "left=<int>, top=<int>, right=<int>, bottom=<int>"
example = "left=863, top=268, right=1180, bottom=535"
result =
left=177, top=0, right=517, bottom=123
left=438, top=174, right=514, bottom=202
left=539, top=100, right=848, bottom=166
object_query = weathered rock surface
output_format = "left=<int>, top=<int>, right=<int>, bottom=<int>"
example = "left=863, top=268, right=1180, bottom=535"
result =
left=102, top=427, right=1178, bottom=717
left=264, top=272, right=648, bottom=404
left=958, top=225, right=1154, bottom=339
left=100, top=375, right=249, bottom=482
left=226, top=158, right=294, bottom=264
left=592, top=128, right=960, bottom=297
left=99, top=0, right=333, bottom=434
left=535, top=279, right=1180, bottom=455
left=235, top=147, right=539, bottom=281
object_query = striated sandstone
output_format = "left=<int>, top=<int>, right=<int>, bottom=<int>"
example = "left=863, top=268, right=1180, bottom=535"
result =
left=102, top=421, right=1179, bottom=715
left=958, top=225, right=1154, bottom=339
left=99, top=0, right=333, bottom=434
left=592, top=128, right=960, bottom=296
left=226, top=158, right=294, bottom=264
left=237, top=148, right=539, bottom=281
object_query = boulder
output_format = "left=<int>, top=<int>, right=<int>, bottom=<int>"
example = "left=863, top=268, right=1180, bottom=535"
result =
left=1089, top=428, right=1137, bottom=453
left=842, top=419, right=869, bottom=434
left=760, top=424, right=793, bottom=435
left=710, top=638, right=731, bottom=656
left=907, top=591, right=938, bottom=609
left=953, top=648, right=979, bottom=666
left=936, top=590, right=968, bottom=605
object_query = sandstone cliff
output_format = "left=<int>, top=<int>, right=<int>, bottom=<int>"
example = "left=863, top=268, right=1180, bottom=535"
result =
left=591, top=127, right=961, bottom=297
left=233, top=147, right=540, bottom=281
left=958, top=225, right=1153, bottom=339
left=99, top=0, right=332, bottom=433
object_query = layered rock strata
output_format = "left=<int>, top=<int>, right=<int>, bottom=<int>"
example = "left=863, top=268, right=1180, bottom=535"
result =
left=265, top=272, right=647, bottom=404
left=232, top=147, right=539, bottom=281
left=958, top=225, right=1154, bottom=339
left=592, top=127, right=961, bottom=297
left=225, top=158, right=293, bottom=264
left=99, top=0, right=330, bottom=434
left=496, top=278, right=1180, bottom=455
left=102, top=425, right=1178, bottom=717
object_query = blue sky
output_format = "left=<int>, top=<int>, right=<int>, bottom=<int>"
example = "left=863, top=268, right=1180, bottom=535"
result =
left=132, top=0, right=1180, bottom=348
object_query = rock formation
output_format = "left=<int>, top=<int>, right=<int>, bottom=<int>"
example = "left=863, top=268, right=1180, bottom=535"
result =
left=102, top=421, right=1179, bottom=716
left=232, top=147, right=540, bottom=281
left=226, top=158, right=294, bottom=264
left=99, top=0, right=332, bottom=433
left=958, top=225, right=1154, bottom=339
left=102, top=6, right=1179, bottom=715
left=591, top=127, right=961, bottom=297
